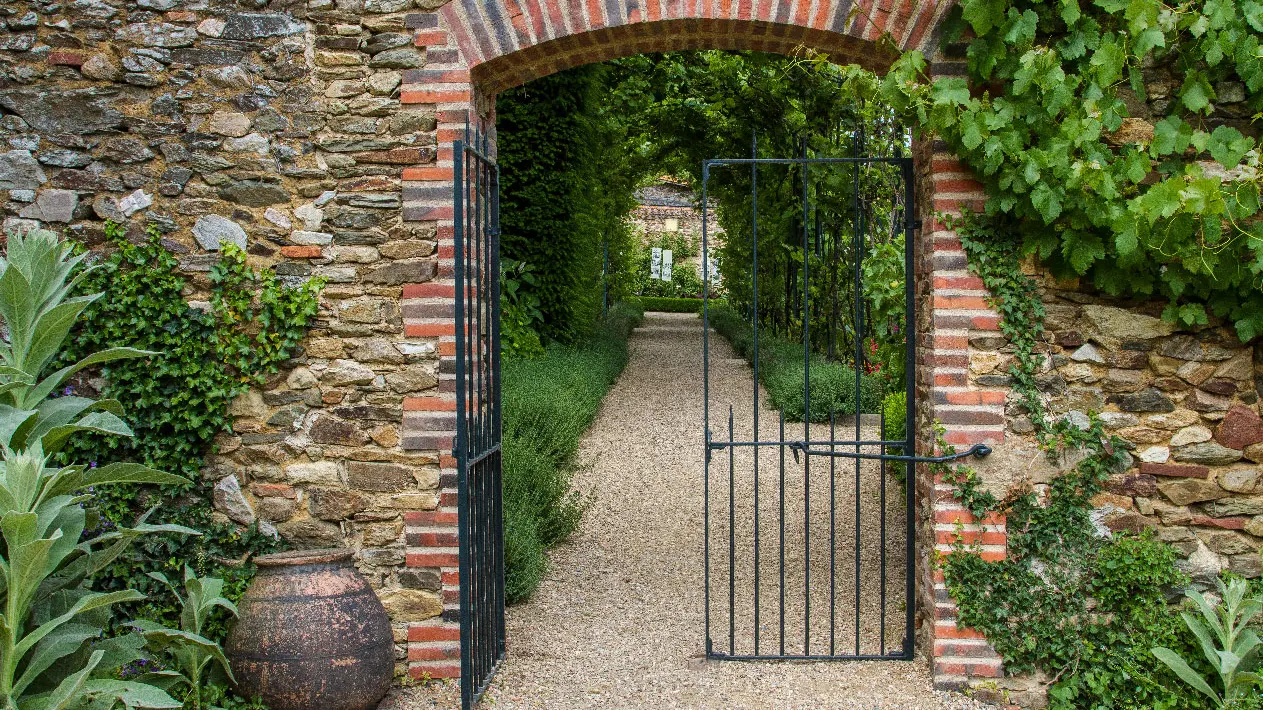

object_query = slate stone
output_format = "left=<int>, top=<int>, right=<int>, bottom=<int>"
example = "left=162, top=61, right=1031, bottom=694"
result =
left=346, top=461, right=415, bottom=492
left=361, top=32, right=412, bottom=55
left=1218, top=405, right=1263, bottom=450
left=1188, top=388, right=1233, bottom=412
left=277, top=518, right=342, bottom=547
left=0, top=150, right=48, bottom=189
left=362, top=259, right=437, bottom=285
left=213, top=475, right=255, bottom=525
left=19, top=189, right=78, bottom=223
left=218, top=181, right=289, bottom=207
left=114, top=23, right=198, bottom=48
left=221, top=13, right=306, bottom=40
left=101, top=138, right=156, bottom=164
left=1115, top=387, right=1175, bottom=413
left=192, top=214, right=248, bottom=251
left=0, top=88, right=123, bottom=135
left=1204, top=497, right=1263, bottom=517
left=1159, top=336, right=1210, bottom=361
left=0, top=34, right=36, bottom=52
left=1174, top=441, right=1244, bottom=466
left=308, top=488, right=367, bottom=520
left=1159, top=478, right=1229, bottom=506
left=309, top=416, right=368, bottom=446
left=38, top=149, right=93, bottom=168
left=1105, top=473, right=1158, bottom=498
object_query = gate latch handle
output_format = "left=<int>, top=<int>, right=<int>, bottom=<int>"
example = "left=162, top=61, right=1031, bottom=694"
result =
left=787, top=442, right=992, bottom=465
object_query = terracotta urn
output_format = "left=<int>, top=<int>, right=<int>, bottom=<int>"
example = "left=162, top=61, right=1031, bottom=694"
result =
left=225, top=548, right=394, bottom=710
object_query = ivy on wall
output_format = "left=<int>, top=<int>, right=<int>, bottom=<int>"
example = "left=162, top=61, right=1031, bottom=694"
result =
left=933, top=214, right=1203, bottom=707
left=882, top=0, right=1263, bottom=340
left=497, top=64, right=644, bottom=343
left=60, top=224, right=322, bottom=634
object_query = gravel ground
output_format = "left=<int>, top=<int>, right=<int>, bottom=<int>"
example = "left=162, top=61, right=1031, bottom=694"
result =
left=399, top=312, right=995, bottom=709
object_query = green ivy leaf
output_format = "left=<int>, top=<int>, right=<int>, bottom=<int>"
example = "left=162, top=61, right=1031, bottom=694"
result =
left=962, top=0, right=1009, bottom=36
left=1032, top=183, right=1063, bottom=222
left=1180, top=74, right=1214, bottom=113
left=1207, top=125, right=1254, bottom=168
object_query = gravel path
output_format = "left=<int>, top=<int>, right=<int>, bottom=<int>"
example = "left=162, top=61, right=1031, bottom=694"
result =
left=400, top=312, right=994, bottom=709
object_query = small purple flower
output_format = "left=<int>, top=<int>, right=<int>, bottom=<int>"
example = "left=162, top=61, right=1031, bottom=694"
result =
left=62, top=386, right=74, bottom=396
left=89, top=461, right=97, bottom=469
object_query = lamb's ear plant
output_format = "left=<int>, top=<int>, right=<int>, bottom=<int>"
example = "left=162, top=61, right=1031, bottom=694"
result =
left=1152, top=577, right=1263, bottom=709
left=0, top=228, right=197, bottom=710
left=132, top=568, right=238, bottom=710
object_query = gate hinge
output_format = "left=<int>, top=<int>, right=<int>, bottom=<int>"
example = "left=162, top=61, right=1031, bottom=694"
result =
left=913, top=219, right=923, bottom=230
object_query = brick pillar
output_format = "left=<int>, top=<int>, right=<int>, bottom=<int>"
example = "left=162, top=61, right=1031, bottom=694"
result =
left=915, top=51, right=1011, bottom=689
left=398, top=11, right=475, bottom=681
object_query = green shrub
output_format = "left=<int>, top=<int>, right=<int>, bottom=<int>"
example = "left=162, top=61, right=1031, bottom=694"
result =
left=630, top=296, right=727, bottom=313
left=710, top=304, right=883, bottom=422
left=881, top=391, right=907, bottom=483
left=500, top=303, right=643, bottom=602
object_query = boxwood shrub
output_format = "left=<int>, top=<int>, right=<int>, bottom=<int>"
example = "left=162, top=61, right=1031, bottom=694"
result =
left=708, top=304, right=884, bottom=421
left=500, top=303, right=643, bottom=601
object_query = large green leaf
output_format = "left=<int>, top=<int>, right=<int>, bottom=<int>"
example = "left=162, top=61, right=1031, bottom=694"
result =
left=1153, top=646, right=1221, bottom=702
left=24, top=347, right=156, bottom=409
left=0, top=405, right=38, bottom=450
left=78, top=679, right=183, bottom=709
left=43, top=463, right=188, bottom=500
left=0, top=261, right=37, bottom=369
left=20, top=648, right=103, bottom=710
left=22, top=297, right=92, bottom=382
left=14, top=589, right=145, bottom=660
left=13, top=623, right=99, bottom=696
left=39, top=411, right=135, bottom=454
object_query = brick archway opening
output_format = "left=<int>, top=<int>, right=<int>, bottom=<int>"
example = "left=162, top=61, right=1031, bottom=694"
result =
left=398, top=4, right=1006, bottom=697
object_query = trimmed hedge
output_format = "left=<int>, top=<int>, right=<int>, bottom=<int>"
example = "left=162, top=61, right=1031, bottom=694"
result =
left=501, top=303, right=643, bottom=602
left=631, top=296, right=727, bottom=313
left=709, top=304, right=884, bottom=422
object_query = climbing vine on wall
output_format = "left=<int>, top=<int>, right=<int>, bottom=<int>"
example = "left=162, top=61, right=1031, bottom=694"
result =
left=882, top=0, right=1263, bottom=341
left=931, top=218, right=1202, bottom=705
left=60, top=223, right=323, bottom=634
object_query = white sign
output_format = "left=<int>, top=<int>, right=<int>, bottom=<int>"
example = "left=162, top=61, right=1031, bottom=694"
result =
left=650, top=247, right=662, bottom=280
left=662, top=249, right=673, bottom=281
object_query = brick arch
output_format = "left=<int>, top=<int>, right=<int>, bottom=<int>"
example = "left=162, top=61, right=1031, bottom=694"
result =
left=442, top=0, right=953, bottom=94
left=471, top=18, right=895, bottom=94
left=398, top=0, right=1013, bottom=700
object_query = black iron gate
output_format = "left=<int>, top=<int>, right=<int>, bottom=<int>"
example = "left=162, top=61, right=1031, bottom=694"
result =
left=454, top=124, right=504, bottom=709
left=701, top=136, right=989, bottom=661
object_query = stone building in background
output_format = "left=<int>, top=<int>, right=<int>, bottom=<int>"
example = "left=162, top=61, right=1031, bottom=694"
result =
left=629, top=176, right=720, bottom=281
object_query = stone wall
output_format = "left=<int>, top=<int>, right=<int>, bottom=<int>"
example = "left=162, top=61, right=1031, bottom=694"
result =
left=0, top=0, right=451, bottom=678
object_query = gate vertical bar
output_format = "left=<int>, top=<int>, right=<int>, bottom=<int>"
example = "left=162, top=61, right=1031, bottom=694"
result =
left=453, top=137, right=470, bottom=709
left=799, top=136, right=811, bottom=656
left=702, top=162, right=711, bottom=657
left=751, top=131, right=761, bottom=657
left=902, top=159, right=917, bottom=659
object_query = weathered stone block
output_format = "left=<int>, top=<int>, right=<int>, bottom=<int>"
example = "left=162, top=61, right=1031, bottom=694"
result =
left=347, top=461, right=416, bottom=492
left=362, top=259, right=437, bottom=285
left=378, top=589, right=442, bottom=622
left=1174, top=441, right=1244, bottom=466
left=1217, top=405, right=1263, bottom=451
left=0, top=150, right=48, bottom=190
left=310, top=416, right=370, bottom=446
left=278, top=518, right=343, bottom=547
left=1159, top=479, right=1228, bottom=505
left=1113, top=387, right=1174, bottom=413
left=284, top=461, right=342, bottom=485
left=310, top=487, right=368, bottom=520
